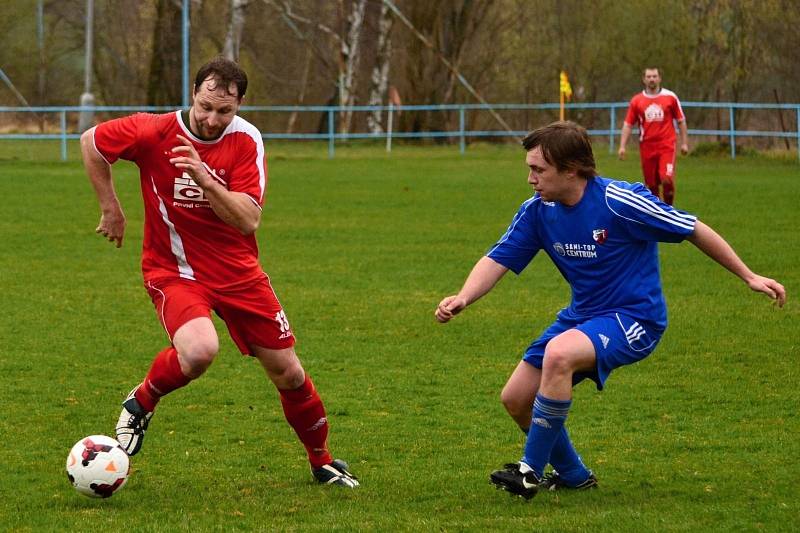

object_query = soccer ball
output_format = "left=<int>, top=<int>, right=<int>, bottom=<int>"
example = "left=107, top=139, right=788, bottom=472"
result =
left=66, top=435, right=130, bottom=498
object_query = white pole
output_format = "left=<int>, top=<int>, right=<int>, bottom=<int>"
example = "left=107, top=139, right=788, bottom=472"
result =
left=78, top=0, right=95, bottom=132
left=83, top=0, right=93, bottom=94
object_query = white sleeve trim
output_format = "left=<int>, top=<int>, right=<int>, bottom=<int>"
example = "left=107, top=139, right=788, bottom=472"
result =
left=606, top=183, right=696, bottom=231
left=90, top=126, right=113, bottom=166
left=228, top=116, right=266, bottom=204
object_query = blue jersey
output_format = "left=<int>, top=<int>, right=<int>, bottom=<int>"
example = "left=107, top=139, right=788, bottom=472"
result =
left=487, top=177, right=697, bottom=328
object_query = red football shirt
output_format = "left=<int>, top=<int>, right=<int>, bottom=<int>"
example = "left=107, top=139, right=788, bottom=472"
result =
left=623, top=89, right=685, bottom=148
left=92, top=111, right=267, bottom=290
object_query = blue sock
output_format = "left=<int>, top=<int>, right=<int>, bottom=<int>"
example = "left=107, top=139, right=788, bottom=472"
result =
left=522, top=394, right=571, bottom=478
left=548, top=426, right=591, bottom=486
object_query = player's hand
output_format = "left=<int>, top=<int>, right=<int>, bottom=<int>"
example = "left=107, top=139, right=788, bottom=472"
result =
left=435, top=295, right=467, bottom=323
left=680, top=143, right=689, bottom=156
left=170, top=135, right=212, bottom=188
left=617, top=147, right=626, bottom=160
left=746, top=275, right=786, bottom=308
left=95, top=210, right=126, bottom=248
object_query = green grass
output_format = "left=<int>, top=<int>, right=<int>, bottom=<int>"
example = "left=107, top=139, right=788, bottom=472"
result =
left=0, top=140, right=798, bottom=531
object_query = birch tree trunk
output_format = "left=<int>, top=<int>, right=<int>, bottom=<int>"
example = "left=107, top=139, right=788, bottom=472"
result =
left=339, top=0, right=367, bottom=134
left=223, top=0, right=250, bottom=62
left=367, top=1, right=393, bottom=134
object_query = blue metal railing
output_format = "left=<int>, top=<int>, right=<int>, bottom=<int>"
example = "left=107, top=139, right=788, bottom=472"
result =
left=1, top=102, right=798, bottom=161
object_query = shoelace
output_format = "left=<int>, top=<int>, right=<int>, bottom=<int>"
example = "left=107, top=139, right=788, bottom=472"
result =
left=124, top=411, right=147, bottom=431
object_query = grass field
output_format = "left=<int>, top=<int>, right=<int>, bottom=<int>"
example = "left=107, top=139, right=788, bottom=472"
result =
left=0, top=140, right=798, bottom=531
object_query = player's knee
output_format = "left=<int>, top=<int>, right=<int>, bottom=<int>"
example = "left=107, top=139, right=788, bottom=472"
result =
left=500, top=387, right=529, bottom=419
left=270, top=359, right=305, bottom=390
left=179, top=338, right=219, bottom=377
left=542, top=345, right=573, bottom=375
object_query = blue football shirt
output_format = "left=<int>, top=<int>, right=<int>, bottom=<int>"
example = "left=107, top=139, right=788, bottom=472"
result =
left=487, top=177, right=697, bottom=327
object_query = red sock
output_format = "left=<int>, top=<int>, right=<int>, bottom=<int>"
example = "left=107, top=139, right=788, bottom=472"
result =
left=663, top=182, right=675, bottom=206
left=134, top=347, right=192, bottom=412
left=279, top=375, right=332, bottom=469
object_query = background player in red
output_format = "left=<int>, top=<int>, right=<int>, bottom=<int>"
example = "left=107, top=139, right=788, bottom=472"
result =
left=80, top=56, right=358, bottom=488
left=618, top=67, right=689, bottom=205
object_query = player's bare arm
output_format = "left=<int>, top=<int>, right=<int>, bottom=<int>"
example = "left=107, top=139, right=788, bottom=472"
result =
left=618, top=123, right=631, bottom=160
left=687, top=220, right=786, bottom=307
left=435, top=256, right=509, bottom=323
left=80, top=127, right=126, bottom=248
left=678, top=120, right=689, bottom=155
left=169, top=134, right=261, bottom=235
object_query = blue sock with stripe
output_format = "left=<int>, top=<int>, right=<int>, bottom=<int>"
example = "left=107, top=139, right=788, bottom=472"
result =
left=522, top=394, right=571, bottom=478
left=548, top=426, right=591, bottom=485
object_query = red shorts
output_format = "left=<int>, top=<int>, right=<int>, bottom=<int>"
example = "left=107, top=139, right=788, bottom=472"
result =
left=144, top=275, right=296, bottom=355
left=639, top=144, right=676, bottom=189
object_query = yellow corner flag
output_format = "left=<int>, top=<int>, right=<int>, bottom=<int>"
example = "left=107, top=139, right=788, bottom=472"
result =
left=559, top=70, right=572, bottom=120
left=560, top=71, right=573, bottom=100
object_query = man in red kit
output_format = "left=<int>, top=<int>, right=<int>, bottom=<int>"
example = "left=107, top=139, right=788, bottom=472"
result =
left=618, top=67, right=689, bottom=205
left=80, top=57, right=358, bottom=488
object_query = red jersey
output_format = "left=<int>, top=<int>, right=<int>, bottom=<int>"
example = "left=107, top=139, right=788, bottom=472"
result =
left=623, top=89, right=685, bottom=148
left=92, top=111, right=267, bottom=290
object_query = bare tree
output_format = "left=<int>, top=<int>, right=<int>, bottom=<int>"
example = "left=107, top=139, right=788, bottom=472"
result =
left=394, top=1, right=502, bottom=135
left=286, top=46, right=313, bottom=133
left=262, top=0, right=342, bottom=132
left=262, top=0, right=372, bottom=133
left=366, top=0, right=393, bottom=134
left=223, top=0, right=250, bottom=61
left=1, top=0, right=798, bottom=144
left=146, top=0, right=182, bottom=106
left=338, top=0, right=367, bottom=133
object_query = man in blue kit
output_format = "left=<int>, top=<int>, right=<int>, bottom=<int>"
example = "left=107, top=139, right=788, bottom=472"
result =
left=434, top=121, right=786, bottom=500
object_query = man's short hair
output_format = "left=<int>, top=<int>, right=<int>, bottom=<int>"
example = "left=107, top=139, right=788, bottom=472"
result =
left=643, top=67, right=661, bottom=76
left=521, top=121, right=596, bottom=179
left=194, top=56, right=248, bottom=100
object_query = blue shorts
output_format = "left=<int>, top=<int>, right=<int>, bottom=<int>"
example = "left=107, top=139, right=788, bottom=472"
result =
left=523, top=313, right=664, bottom=390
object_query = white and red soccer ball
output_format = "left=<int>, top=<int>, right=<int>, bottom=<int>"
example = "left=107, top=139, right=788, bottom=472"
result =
left=66, top=435, right=130, bottom=498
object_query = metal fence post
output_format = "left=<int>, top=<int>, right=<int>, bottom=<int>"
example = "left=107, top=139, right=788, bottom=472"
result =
left=60, top=110, right=67, bottom=161
left=328, top=108, right=335, bottom=158
left=459, top=106, right=465, bottom=154
left=729, top=106, right=736, bottom=159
